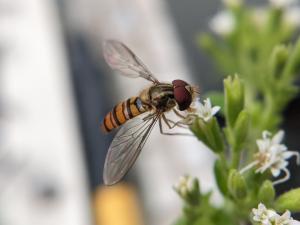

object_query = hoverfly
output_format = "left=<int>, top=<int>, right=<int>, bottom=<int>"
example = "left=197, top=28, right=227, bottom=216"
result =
left=101, top=40, right=199, bottom=185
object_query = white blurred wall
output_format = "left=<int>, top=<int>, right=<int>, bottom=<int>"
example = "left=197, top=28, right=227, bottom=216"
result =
left=0, top=0, right=91, bottom=225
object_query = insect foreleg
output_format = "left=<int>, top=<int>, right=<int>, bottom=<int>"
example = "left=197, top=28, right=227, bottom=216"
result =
left=161, top=114, right=187, bottom=129
left=173, top=109, right=186, bottom=119
left=172, top=110, right=198, bottom=127
left=159, top=116, right=193, bottom=136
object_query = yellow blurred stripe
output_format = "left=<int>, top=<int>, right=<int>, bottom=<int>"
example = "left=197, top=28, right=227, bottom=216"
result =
left=94, top=183, right=144, bottom=225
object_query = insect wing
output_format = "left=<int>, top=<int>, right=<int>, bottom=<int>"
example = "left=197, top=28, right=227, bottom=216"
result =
left=103, top=113, right=159, bottom=185
left=103, top=40, right=159, bottom=83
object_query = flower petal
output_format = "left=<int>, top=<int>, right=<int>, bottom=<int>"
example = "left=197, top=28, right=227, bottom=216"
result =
left=272, top=130, right=284, bottom=145
left=262, top=130, right=271, bottom=139
left=271, top=167, right=281, bottom=177
left=282, top=151, right=300, bottom=161
left=204, top=98, right=212, bottom=108
left=258, top=203, right=266, bottom=210
left=257, top=139, right=270, bottom=152
left=290, top=220, right=300, bottom=225
left=211, top=106, right=221, bottom=116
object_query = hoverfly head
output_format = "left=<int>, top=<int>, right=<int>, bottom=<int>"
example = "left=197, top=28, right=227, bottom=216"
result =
left=172, top=79, right=194, bottom=111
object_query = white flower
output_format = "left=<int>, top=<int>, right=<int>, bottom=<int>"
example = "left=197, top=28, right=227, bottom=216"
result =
left=255, top=130, right=299, bottom=178
left=284, top=7, right=300, bottom=28
left=269, top=0, right=296, bottom=8
left=240, top=130, right=300, bottom=185
left=194, top=98, right=220, bottom=122
left=291, top=220, right=300, bottom=225
left=209, top=11, right=235, bottom=35
left=252, top=203, right=298, bottom=225
left=276, top=211, right=294, bottom=225
left=252, top=203, right=278, bottom=225
left=173, top=175, right=194, bottom=197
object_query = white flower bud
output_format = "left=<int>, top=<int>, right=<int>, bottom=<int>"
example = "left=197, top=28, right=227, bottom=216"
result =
left=209, top=11, right=235, bottom=36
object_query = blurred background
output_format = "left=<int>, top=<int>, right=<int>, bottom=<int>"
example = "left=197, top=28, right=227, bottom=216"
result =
left=0, top=0, right=299, bottom=225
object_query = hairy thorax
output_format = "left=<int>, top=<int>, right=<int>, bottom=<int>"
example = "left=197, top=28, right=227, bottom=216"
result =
left=139, top=83, right=176, bottom=112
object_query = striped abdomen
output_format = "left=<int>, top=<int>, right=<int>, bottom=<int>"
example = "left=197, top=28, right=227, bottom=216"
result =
left=101, top=97, right=147, bottom=133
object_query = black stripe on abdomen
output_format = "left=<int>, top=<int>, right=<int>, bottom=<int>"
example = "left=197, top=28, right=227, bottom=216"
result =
left=112, top=105, right=121, bottom=126
left=126, top=98, right=134, bottom=118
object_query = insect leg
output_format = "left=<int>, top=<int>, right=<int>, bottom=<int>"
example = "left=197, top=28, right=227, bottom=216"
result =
left=159, top=115, right=193, bottom=136
left=142, top=112, right=157, bottom=121
left=163, top=113, right=192, bottom=129
left=173, top=109, right=186, bottom=119
left=172, top=109, right=198, bottom=127
left=165, top=118, right=189, bottom=129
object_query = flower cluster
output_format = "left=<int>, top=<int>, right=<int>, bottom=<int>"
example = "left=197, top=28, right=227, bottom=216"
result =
left=252, top=203, right=299, bottom=225
left=255, top=131, right=300, bottom=176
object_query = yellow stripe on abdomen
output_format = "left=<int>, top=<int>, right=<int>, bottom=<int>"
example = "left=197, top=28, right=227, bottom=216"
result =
left=115, top=103, right=126, bottom=124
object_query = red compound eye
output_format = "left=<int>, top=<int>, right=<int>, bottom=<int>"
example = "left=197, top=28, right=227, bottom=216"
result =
left=172, top=80, right=192, bottom=111
left=172, top=79, right=188, bottom=88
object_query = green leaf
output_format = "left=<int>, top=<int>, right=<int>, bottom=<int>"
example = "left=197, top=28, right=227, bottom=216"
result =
left=258, top=180, right=275, bottom=204
left=224, top=75, right=245, bottom=128
left=191, top=118, right=224, bottom=154
left=268, top=45, right=289, bottom=79
left=194, top=217, right=214, bottom=225
left=190, top=118, right=210, bottom=148
left=186, top=178, right=201, bottom=206
left=208, top=118, right=225, bottom=153
left=266, top=7, right=283, bottom=34
left=233, top=110, right=250, bottom=151
left=173, top=216, right=189, bottom=225
left=274, top=188, right=300, bottom=212
left=214, top=159, right=228, bottom=195
left=282, top=37, right=300, bottom=80
left=227, top=169, right=247, bottom=199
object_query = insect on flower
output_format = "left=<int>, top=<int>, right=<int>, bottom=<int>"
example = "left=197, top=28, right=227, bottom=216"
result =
left=101, top=40, right=199, bottom=185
